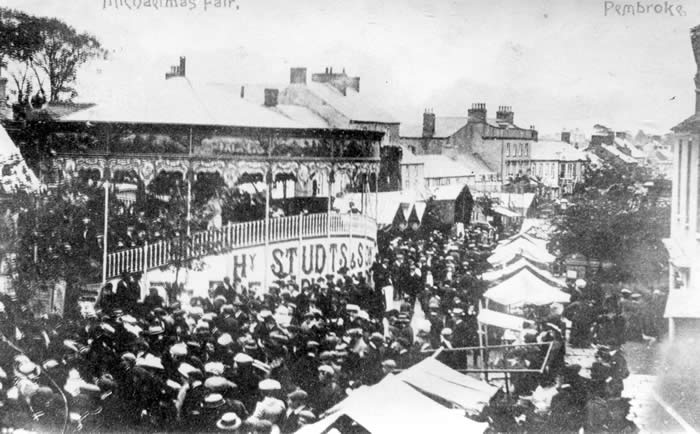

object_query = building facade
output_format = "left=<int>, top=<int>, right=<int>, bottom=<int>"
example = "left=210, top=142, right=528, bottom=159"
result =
left=529, top=140, right=587, bottom=197
left=665, top=24, right=700, bottom=340
left=463, top=104, right=538, bottom=180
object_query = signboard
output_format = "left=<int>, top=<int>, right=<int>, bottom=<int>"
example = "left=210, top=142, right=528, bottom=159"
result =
left=174, top=235, right=376, bottom=296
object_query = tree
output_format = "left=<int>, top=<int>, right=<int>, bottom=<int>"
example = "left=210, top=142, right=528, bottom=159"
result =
left=0, top=9, right=44, bottom=104
left=0, top=8, right=106, bottom=103
left=550, top=163, right=670, bottom=283
left=32, top=17, right=106, bottom=102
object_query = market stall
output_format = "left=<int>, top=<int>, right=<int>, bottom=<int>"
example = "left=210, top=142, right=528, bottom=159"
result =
left=396, top=357, right=500, bottom=416
left=296, top=375, right=487, bottom=434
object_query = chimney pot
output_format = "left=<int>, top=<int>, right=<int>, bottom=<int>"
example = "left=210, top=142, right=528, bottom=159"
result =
left=264, top=88, right=279, bottom=107
left=165, top=56, right=186, bottom=79
left=240, top=86, right=245, bottom=98
left=468, top=103, right=487, bottom=123
left=496, top=105, right=514, bottom=124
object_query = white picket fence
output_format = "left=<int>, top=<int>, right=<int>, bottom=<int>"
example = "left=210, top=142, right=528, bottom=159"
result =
left=105, top=212, right=377, bottom=279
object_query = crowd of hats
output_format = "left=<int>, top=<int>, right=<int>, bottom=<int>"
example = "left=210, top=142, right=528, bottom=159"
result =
left=0, top=219, right=643, bottom=433
left=0, top=256, right=435, bottom=433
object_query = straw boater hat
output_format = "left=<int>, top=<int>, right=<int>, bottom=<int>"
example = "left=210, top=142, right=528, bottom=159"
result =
left=258, top=378, right=281, bottom=392
left=205, top=376, right=237, bottom=393
left=234, top=353, right=254, bottom=365
left=217, top=333, right=234, bottom=347
left=169, top=343, right=188, bottom=358
left=135, top=354, right=164, bottom=370
left=203, top=393, right=225, bottom=409
left=177, top=363, right=200, bottom=379
left=204, top=362, right=225, bottom=376
left=216, top=412, right=242, bottom=431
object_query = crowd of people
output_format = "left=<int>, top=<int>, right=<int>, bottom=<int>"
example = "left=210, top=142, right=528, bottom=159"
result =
left=0, top=216, right=645, bottom=433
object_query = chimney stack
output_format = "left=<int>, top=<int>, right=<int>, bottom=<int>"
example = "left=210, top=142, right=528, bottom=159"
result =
left=422, top=110, right=436, bottom=138
left=165, top=56, right=186, bottom=79
left=561, top=131, right=571, bottom=144
left=290, top=67, right=307, bottom=84
left=467, top=103, right=487, bottom=123
left=264, top=88, right=279, bottom=107
left=496, top=105, right=514, bottom=124
left=349, top=76, right=360, bottom=92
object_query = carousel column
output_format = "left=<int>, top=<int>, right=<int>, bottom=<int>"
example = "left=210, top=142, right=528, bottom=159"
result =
left=327, top=168, right=334, bottom=239
left=186, top=170, right=194, bottom=238
left=101, top=169, right=112, bottom=287
left=374, top=167, right=380, bottom=221
left=264, top=169, right=272, bottom=293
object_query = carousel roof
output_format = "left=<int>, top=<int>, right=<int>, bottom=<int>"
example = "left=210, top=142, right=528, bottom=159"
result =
left=60, top=76, right=310, bottom=129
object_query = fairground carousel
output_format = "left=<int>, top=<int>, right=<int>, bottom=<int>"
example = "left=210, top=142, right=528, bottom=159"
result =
left=6, top=74, right=383, bottom=297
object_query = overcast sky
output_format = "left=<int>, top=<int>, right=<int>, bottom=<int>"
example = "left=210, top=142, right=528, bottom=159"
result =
left=4, top=0, right=699, bottom=136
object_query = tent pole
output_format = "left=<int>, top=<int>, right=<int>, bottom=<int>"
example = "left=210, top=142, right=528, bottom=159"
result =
left=479, top=299, right=487, bottom=381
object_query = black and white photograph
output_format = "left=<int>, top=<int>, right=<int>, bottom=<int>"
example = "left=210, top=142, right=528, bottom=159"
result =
left=0, top=0, right=698, bottom=432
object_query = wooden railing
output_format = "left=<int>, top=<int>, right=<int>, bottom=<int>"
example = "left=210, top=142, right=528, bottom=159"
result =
left=105, top=212, right=377, bottom=279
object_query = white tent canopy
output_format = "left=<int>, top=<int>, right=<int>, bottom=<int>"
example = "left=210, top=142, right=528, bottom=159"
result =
left=481, top=258, right=564, bottom=288
left=492, top=204, right=520, bottom=218
left=483, top=267, right=570, bottom=307
left=488, top=236, right=555, bottom=266
left=396, top=357, right=500, bottom=415
left=478, top=308, right=536, bottom=331
left=0, top=124, right=40, bottom=193
left=344, top=191, right=428, bottom=226
left=297, top=375, right=487, bottom=434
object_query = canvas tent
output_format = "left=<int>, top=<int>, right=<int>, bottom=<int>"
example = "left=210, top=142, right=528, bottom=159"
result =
left=297, top=375, right=487, bottom=434
left=477, top=308, right=536, bottom=332
left=395, top=357, right=500, bottom=415
left=0, top=124, right=40, bottom=193
left=483, top=267, right=570, bottom=307
left=481, top=257, right=564, bottom=288
left=488, top=236, right=555, bottom=266
left=344, top=190, right=428, bottom=227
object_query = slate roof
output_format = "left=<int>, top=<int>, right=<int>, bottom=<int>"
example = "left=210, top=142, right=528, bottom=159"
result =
left=614, top=138, right=645, bottom=159
left=672, top=113, right=700, bottom=133
left=400, top=116, right=468, bottom=138
left=418, top=154, right=494, bottom=179
left=600, top=144, right=639, bottom=164
left=529, top=140, right=587, bottom=162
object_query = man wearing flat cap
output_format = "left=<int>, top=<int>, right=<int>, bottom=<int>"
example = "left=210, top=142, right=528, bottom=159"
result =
left=279, top=389, right=312, bottom=433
